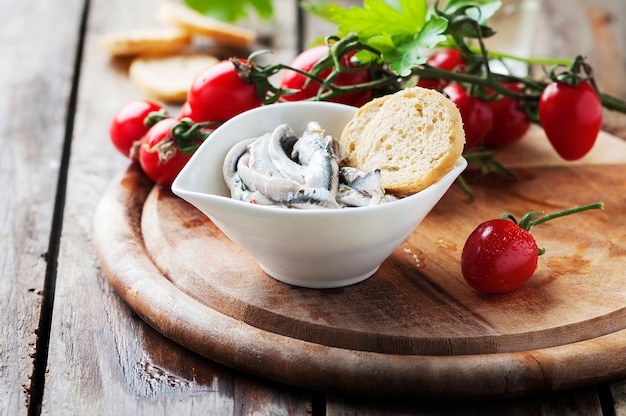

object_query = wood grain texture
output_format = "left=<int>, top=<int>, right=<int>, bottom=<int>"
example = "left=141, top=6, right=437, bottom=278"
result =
left=43, top=0, right=313, bottom=414
left=82, top=165, right=313, bottom=415
left=94, top=126, right=626, bottom=400
left=325, top=386, right=604, bottom=415
left=0, top=0, right=85, bottom=414
left=142, top=166, right=626, bottom=356
left=32, top=0, right=626, bottom=414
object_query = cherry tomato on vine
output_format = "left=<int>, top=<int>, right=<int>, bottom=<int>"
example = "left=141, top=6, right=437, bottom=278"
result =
left=461, top=203, right=603, bottom=294
left=280, top=44, right=372, bottom=107
left=139, top=118, right=193, bottom=187
left=418, top=49, right=466, bottom=90
left=461, top=218, right=538, bottom=294
left=187, top=59, right=262, bottom=124
left=483, top=83, right=530, bottom=147
left=443, top=84, right=493, bottom=149
left=109, top=100, right=166, bottom=159
left=539, top=80, right=602, bottom=161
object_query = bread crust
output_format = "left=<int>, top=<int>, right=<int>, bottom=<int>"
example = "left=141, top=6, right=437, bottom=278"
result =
left=129, top=53, right=218, bottom=102
left=156, top=2, right=256, bottom=49
left=98, top=28, right=192, bottom=57
left=340, top=87, right=465, bottom=195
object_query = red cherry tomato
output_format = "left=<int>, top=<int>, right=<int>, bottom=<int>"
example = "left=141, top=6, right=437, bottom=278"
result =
left=139, top=118, right=192, bottom=187
left=418, top=49, right=466, bottom=89
left=177, top=100, right=195, bottom=121
left=539, top=80, right=602, bottom=161
left=280, top=44, right=372, bottom=107
left=109, top=100, right=165, bottom=159
left=443, top=84, right=494, bottom=149
left=461, top=202, right=603, bottom=294
left=461, top=218, right=538, bottom=294
left=187, top=59, right=262, bottom=124
left=483, top=83, right=530, bottom=147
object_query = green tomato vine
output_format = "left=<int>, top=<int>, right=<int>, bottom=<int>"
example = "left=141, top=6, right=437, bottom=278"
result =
left=231, top=0, right=626, bottom=196
left=242, top=1, right=626, bottom=115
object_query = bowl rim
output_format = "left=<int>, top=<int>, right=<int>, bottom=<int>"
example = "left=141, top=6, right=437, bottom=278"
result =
left=172, top=101, right=467, bottom=217
left=174, top=161, right=467, bottom=218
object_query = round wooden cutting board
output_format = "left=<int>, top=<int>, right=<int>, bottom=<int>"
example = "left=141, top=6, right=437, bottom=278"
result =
left=94, top=126, right=626, bottom=399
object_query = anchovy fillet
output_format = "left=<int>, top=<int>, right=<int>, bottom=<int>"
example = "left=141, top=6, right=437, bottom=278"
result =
left=293, top=122, right=339, bottom=193
left=339, top=167, right=385, bottom=206
left=222, top=122, right=393, bottom=209
left=223, top=137, right=256, bottom=189
left=267, top=124, right=306, bottom=182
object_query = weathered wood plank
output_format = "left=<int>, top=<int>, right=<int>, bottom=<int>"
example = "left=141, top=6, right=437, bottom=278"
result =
left=0, top=0, right=85, bottom=415
left=38, top=0, right=626, bottom=414
left=42, top=0, right=312, bottom=414
left=609, top=379, right=626, bottom=416
left=326, top=387, right=604, bottom=415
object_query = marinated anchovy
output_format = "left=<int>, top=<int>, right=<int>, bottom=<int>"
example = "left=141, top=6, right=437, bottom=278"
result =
left=267, top=125, right=305, bottom=183
left=223, top=137, right=256, bottom=188
left=222, top=122, right=395, bottom=209
left=228, top=172, right=275, bottom=205
left=339, top=167, right=385, bottom=205
left=292, top=122, right=340, bottom=193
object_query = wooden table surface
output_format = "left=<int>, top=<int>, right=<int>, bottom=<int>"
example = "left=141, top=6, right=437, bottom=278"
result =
left=3, top=0, right=626, bottom=415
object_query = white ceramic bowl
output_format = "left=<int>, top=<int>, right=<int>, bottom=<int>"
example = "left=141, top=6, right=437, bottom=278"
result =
left=172, top=101, right=466, bottom=289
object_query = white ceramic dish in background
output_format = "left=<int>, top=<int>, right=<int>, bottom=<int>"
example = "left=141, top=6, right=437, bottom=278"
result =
left=172, top=101, right=467, bottom=289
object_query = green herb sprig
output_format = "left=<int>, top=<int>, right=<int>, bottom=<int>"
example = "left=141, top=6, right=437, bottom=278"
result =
left=184, top=0, right=273, bottom=23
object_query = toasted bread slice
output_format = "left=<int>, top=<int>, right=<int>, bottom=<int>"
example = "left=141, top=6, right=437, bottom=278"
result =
left=157, top=2, right=256, bottom=49
left=98, top=27, right=192, bottom=57
left=340, top=87, right=465, bottom=195
left=340, top=94, right=390, bottom=159
left=129, top=53, right=218, bottom=102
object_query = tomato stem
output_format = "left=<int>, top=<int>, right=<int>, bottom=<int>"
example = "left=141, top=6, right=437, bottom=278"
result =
left=599, top=92, right=626, bottom=113
left=465, top=45, right=573, bottom=67
left=455, top=176, right=474, bottom=198
left=143, top=109, right=169, bottom=128
left=462, top=149, right=517, bottom=180
left=169, top=119, right=218, bottom=155
left=527, top=202, right=605, bottom=229
left=503, top=202, right=605, bottom=232
left=246, top=35, right=626, bottom=117
left=499, top=202, right=604, bottom=257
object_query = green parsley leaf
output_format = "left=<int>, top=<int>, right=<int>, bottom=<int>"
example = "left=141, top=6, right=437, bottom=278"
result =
left=315, top=0, right=448, bottom=76
left=303, top=0, right=507, bottom=76
left=383, top=15, right=448, bottom=76
left=184, top=0, right=273, bottom=23
left=330, top=0, right=427, bottom=41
